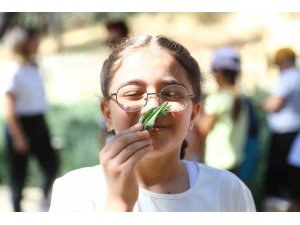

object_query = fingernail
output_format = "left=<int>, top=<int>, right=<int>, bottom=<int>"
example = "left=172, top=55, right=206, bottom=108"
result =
left=147, top=145, right=154, bottom=151
left=134, top=123, right=143, bottom=129
left=142, top=130, right=149, bottom=136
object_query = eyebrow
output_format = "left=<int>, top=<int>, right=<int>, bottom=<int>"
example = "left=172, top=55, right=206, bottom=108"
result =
left=160, top=79, right=187, bottom=88
left=118, top=78, right=187, bottom=89
left=119, top=79, right=146, bottom=87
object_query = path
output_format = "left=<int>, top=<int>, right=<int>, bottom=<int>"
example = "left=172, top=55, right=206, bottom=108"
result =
left=0, top=185, right=48, bottom=212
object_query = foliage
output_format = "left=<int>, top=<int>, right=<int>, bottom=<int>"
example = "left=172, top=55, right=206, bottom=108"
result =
left=195, top=12, right=232, bottom=24
left=0, top=100, right=103, bottom=186
left=1, top=12, right=135, bottom=35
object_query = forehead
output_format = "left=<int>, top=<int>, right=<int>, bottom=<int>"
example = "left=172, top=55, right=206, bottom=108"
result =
left=110, top=47, right=192, bottom=90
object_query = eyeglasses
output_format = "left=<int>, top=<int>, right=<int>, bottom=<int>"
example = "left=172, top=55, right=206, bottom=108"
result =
left=110, top=84, right=195, bottom=112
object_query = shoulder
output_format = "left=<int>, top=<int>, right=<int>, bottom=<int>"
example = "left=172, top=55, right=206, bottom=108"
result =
left=55, top=165, right=102, bottom=186
left=196, top=163, right=256, bottom=211
left=204, top=91, right=233, bottom=115
left=197, top=163, right=241, bottom=184
left=280, top=68, right=300, bottom=83
left=206, top=91, right=233, bottom=105
left=0, top=61, right=21, bottom=78
left=205, top=91, right=221, bottom=102
left=196, top=163, right=250, bottom=199
left=274, top=68, right=300, bottom=95
left=0, top=61, right=21, bottom=73
left=52, top=165, right=105, bottom=193
left=0, top=61, right=22, bottom=92
left=50, top=165, right=105, bottom=211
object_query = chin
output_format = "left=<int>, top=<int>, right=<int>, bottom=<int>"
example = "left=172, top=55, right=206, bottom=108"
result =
left=150, top=139, right=173, bottom=154
left=143, top=150, right=164, bottom=159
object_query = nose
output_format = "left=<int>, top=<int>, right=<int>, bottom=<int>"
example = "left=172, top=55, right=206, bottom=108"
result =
left=141, top=93, right=161, bottom=113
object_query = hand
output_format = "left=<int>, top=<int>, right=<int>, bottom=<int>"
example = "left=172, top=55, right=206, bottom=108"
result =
left=261, top=96, right=284, bottom=113
left=99, top=123, right=153, bottom=211
left=13, top=135, right=29, bottom=154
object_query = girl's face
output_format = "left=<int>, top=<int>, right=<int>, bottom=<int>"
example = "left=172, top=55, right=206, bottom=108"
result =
left=101, top=47, right=200, bottom=157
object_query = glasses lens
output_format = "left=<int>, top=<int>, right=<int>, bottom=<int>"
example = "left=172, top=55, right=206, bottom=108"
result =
left=161, top=85, right=188, bottom=112
left=117, top=85, right=146, bottom=112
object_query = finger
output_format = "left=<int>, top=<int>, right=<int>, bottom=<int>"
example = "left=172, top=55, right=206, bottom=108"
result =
left=124, top=144, right=153, bottom=168
left=115, top=123, right=144, bottom=137
left=104, top=123, right=144, bottom=148
left=114, top=138, right=152, bottom=164
left=100, top=127, right=149, bottom=161
left=102, top=130, right=149, bottom=160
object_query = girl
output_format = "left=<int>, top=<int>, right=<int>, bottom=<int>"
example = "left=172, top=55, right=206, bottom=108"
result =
left=49, top=35, right=255, bottom=212
left=196, top=47, right=249, bottom=174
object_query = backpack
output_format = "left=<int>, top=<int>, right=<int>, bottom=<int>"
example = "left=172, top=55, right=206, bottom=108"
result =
left=237, top=96, right=260, bottom=183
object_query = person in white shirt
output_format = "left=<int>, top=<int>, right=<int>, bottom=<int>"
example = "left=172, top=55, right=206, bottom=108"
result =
left=50, top=35, right=255, bottom=212
left=261, top=47, right=300, bottom=211
left=1, top=26, right=59, bottom=212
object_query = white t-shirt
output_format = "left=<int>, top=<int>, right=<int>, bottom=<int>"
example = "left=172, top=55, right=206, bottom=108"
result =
left=0, top=61, right=48, bottom=115
left=49, top=162, right=256, bottom=212
left=268, top=67, right=300, bottom=133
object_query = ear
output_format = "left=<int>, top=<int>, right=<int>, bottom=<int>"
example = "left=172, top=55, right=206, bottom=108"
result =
left=189, top=102, right=201, bottom=130
left=100, top=100, right=114, bottom=132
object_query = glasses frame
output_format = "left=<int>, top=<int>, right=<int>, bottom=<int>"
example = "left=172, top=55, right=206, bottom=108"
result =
left=110, top=84, right=195, bottom=112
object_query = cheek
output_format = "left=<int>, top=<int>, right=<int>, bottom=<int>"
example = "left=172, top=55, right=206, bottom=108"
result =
left=172, top=110, right=192, bottom=135
left=110, top=107, right=139, bottom=133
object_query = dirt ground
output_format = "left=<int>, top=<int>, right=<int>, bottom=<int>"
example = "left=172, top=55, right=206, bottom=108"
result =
left=0, top=185, right=48, bottom=212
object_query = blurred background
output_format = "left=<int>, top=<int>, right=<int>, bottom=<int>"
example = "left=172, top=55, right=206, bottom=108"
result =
left=0, top=12, right=300, bottom=211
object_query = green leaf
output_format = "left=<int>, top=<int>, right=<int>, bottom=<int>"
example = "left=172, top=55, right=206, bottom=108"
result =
left=138, top=102, right=171, bottom=131
left=138, top=107, right=155, bottom=124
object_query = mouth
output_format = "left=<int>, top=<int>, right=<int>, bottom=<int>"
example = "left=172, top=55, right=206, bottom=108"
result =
left=151, top=125, right=169, bottom=132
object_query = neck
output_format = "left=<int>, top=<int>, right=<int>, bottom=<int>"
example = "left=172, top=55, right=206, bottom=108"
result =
left=10, top=54, right=31, bottom=64
left=280, top=64, right=294, bottom=72
left=136, top=153, right=188, bottom=193
left=219, top=82, right=236, bottom=93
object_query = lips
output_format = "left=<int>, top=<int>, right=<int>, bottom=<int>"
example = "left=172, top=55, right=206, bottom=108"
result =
left=152, top=125, right=168, bottom=132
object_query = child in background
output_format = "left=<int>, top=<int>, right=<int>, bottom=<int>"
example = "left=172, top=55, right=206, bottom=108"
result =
left=1, top=26, right=59, bottom=212
left=197, top=47, right=249, bottom=174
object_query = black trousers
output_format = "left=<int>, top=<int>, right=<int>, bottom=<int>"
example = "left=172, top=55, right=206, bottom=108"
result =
left=5, top=114, right=59, bottom=212
left=264, top=131, right=300, bottom=200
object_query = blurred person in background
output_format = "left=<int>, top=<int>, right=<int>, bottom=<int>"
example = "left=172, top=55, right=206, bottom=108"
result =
left=105, top=20, right=129, bottom=49
left=192, top=47, right=249, bottom=175
left=0, top=26, right=59, bottom=211
left=261, top=47, right=300, bottom=211
left=98, top=20, right=130, bottom=147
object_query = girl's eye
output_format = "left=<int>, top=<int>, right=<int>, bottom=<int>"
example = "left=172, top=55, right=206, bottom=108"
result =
left=162, top=91, right=184, bottom=100
left=122, top=92, right=145, bottom=99
left=118, top=85, right=145, bottom=98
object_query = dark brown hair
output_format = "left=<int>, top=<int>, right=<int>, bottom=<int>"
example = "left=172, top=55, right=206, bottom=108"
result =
left=100, top=35, right=202, bottom=103
left=216, top=69, right=242, bottom=121
left=3, top=26, right=41, bottom=61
